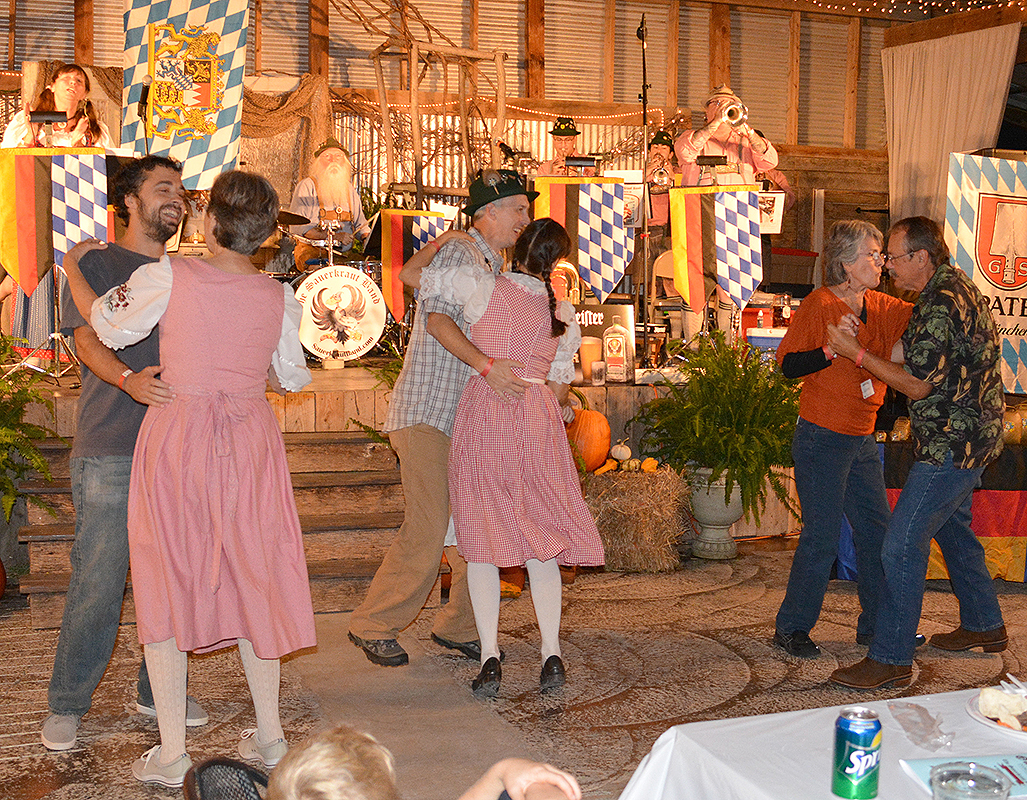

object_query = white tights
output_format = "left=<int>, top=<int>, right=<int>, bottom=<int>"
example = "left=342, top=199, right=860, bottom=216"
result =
left=466, top=558, right=563, bottom=665
left=143, top=636, right=283, bottom=762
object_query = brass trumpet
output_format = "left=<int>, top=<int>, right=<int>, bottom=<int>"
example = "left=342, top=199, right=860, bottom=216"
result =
left=647, top=153, right=672, bottom=187
left=723, top=100, right=748, bottom=128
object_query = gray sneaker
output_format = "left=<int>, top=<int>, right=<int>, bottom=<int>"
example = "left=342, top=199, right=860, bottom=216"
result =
left=136, top=695, right=209, bottom=726
left=41, top=713, right=80, bottom=751
left=132, top=745, right=192, bottom=788
left=238, top=728, right=288, bottom=768
left=348, top=632, right=409, bottom=666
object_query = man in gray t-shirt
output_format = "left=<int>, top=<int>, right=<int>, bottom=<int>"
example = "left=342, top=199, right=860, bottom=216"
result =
left=41, top=156, right=209, bottom=750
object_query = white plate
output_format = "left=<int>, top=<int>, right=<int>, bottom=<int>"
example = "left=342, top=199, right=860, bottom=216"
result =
left=966, top=693, right=1027, bottom=740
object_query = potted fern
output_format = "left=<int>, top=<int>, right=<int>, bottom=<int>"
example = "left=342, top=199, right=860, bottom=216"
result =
left=633, top=329, right=800, bottom=559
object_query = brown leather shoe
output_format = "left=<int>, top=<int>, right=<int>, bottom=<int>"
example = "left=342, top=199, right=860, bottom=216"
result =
left=830, top=657, right=912, bottom=690
left=929, top=625, right=1008, bottom=653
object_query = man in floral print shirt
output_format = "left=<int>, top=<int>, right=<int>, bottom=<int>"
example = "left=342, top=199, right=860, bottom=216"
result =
left=825, top=216, right=1006, bottom=690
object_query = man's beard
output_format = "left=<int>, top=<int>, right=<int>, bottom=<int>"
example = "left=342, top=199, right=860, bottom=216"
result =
left=140, top=202, right=181, bottom=244
left=312, top=160, right=353, bottom=212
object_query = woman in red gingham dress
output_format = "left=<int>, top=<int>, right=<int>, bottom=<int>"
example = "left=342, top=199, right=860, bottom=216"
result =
left=432, top=218, right=604, bottom=698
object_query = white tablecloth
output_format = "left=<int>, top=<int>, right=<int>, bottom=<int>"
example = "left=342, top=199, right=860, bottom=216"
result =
left=617, top=689, right=1026, bottom=800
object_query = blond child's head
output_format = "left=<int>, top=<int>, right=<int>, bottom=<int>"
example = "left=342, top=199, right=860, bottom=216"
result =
left=268, top=725, right=400, bottom=800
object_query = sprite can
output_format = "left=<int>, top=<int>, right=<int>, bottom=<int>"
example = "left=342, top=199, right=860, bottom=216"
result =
left=832, top=706, right=882, bottom=798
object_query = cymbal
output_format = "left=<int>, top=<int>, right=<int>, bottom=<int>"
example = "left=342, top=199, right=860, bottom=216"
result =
left=277, top=209, right=310, bottom=226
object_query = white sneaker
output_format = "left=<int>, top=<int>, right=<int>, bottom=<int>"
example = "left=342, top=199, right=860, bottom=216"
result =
left=132, top=744, right=192, bottom=788
left=238, top=728, right=288, bottom=768
left=41, top=714, right=80, bottom=751
left=136, top=695, right=209, bottom=727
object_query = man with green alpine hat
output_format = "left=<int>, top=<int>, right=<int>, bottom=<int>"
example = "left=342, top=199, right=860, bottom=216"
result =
left=538, top=117, right=596, bottom=177
left=347, top=169, right=536, bottom=668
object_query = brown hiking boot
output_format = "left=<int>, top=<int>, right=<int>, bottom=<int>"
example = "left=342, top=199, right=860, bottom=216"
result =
left=928, top=625, right=1008, bottom=653
left=830, top=657, right=912, bottom=690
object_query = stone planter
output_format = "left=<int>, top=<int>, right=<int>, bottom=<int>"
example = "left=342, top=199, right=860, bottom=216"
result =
left=689, top=467, right=744, bottom=559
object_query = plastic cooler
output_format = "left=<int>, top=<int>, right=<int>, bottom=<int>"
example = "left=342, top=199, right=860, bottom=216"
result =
left=745, top=328, right=787, bottom=352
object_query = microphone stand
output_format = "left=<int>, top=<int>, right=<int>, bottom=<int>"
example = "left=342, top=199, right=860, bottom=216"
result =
left=636, top=14, right=652, bottom=369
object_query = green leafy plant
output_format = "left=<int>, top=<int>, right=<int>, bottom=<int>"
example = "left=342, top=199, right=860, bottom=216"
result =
left=0, top=339, right=58, bottom=521
left=632, top=329, right=800, bottom=525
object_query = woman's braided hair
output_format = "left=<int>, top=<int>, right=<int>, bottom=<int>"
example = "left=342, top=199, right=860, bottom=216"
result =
left=511, top=217, right=572, bottom=337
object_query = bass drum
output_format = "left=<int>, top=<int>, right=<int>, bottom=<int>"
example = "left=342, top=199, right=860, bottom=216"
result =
left=293, top=265, right=386, bottom=360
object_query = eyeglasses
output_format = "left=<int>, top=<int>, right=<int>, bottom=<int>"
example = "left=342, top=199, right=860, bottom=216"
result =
left=883, top=250, right=918, bottom=264
left=862, top=250, right=884, bottom=263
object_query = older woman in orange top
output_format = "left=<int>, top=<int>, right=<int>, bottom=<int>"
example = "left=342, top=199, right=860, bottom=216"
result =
left=773, top=220, right=912, bottom=659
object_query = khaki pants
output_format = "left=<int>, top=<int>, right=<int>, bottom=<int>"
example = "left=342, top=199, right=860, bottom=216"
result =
left=348, top=424, right=478, bottom=642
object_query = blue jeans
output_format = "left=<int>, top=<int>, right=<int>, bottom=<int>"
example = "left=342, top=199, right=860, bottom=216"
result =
left=869, top=453, right=1004, bottom=666
left=48, top=456, right=152, bottom=716
left=776, top=418, right=890, bottom=639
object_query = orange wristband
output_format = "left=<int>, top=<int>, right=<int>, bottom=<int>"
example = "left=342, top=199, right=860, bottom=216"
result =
left=430, top=239, right=441, bottom=253
left=855, top=348, right=867, bottom=368
left=480, top=357, right=495, bottom=377
left=118, top=368, right=133, bottom=390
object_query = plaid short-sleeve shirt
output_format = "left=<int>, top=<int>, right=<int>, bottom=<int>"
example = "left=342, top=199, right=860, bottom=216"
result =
left=384, top=228, right=502, bottom=436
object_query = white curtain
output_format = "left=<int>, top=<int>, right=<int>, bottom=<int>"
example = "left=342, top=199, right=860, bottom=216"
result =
left=883, top=23, right=1020, bottom=223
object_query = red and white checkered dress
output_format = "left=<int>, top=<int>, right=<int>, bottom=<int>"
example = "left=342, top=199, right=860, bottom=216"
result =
left=449, top=275, right=605, bottom=568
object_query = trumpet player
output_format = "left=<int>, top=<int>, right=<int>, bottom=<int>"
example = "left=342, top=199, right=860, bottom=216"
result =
left=538, top=117, right=596, bottom=177
left=675, top=85, right=778, bottom=187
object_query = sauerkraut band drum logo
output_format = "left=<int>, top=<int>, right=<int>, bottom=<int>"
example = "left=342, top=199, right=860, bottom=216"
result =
left=294, top=266, right=386, bottom=360
left=976, top=193, right=1027, bottom=291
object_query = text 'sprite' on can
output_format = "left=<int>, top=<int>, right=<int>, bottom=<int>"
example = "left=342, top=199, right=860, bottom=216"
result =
left=832, top=706, right=882, bottom=798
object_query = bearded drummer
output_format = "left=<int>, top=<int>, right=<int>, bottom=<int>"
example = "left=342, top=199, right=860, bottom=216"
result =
left=675, top=86, right=778, bottom=187
left=537, top=117, right=597, bottom=177
left=289, top=138, right=371, bottom=269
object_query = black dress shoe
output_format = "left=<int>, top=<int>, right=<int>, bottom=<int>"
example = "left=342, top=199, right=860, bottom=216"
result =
left=471, top=657, right=501, bottom=697
left=540, top=655, right=566, bottom=692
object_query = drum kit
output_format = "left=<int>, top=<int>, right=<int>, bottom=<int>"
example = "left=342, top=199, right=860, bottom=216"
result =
left=270, top=208, right=389, bottom=362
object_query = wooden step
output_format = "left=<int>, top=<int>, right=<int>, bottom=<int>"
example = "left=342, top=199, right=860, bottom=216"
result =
left=22, top=469, right=404, bottom=524
left=21, top=512, right=405, bottom=573
left=18, top=558, right=397, bottom=629
left=30, top=433, right=397, bottom=480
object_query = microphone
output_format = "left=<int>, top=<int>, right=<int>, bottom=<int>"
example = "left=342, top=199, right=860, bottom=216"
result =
left=137, top=75, right=153, bottom=121
left=636, top=13, right=647, bottom=42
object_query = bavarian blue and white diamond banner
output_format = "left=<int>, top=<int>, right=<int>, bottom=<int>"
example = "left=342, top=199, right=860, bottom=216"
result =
left=577, top=182, right=634, bottom=303
left=714, top=189, right=762, bottom=310
left=945, top=151, right=1027, bottom=392
left=51, top=152, right=108, bottom=266
left=123, top=0, right=249, bottom=190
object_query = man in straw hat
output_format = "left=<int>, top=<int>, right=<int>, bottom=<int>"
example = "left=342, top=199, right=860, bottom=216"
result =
left=347, top=169, right=537, bottom=667
left=675, top=85, right=778, bottom=187
left=538, top=117, right=596, bottom=177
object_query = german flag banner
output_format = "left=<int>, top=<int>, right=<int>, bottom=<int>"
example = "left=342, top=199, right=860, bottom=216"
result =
left=534, top=177, right=634, bottom=302
left=0, top=147, right=107, bottom=296
left=669, top=185, right=763, bottom=311
left=371, top=209, right=451, bottom=321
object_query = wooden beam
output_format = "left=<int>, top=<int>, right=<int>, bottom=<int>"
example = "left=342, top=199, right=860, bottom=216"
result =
left=253, top=0, right=262, bottom=74
left=74, top=0, right=93, bottom=66
left=666, top=0, right=679, bottom=108
left=7, top=0, right=13, bottom=71
left=309, top=0, right=329, bottom=77
left=603, top=0, right=615, bottom=103
left=469, top=0, right=479, bottom=50
left=787, top=11, right=800, bottom=146
left=525, top=0, right=545, bottom=99
left=884, top=6, right=1027, bottom=48
left=710, top=3, right=731, bottom=89
left=843, top=17, right=860, bottom=149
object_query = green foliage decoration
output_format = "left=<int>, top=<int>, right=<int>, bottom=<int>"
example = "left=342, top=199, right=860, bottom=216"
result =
left=0, top=339, right=58, bottom=522
left=632, top=329, right=800, bottom=526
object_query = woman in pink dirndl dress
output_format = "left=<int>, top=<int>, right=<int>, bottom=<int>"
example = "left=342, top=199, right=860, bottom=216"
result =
left=62, top=171, right=316, bottom=785
left=426, top=218, right=604, bottom=697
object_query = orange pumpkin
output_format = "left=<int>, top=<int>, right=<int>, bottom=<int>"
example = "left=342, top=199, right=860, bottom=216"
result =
left=566, top=406, right=611, bottom=472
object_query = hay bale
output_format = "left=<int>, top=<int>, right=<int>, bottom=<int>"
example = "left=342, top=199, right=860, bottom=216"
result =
left=584, top=468, right=692, bottom=572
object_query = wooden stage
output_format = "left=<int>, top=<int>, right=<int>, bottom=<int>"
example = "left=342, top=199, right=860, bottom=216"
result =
left=42, top=361, right=658, bottom=449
